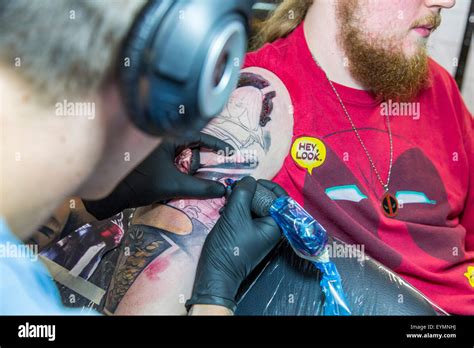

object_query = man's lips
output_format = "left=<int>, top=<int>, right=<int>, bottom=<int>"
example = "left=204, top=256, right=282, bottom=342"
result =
left=412, top=25, right=434, bottom=38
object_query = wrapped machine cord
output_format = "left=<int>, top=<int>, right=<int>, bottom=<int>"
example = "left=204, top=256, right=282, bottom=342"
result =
left=226, top=179, right=351, bottom=316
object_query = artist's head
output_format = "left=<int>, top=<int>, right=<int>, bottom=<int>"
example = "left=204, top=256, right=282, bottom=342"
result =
left=0, top=0, right=160, bottom=236
left=0, top=0, right=159, bottom=206
left=255, top=0, right=455, bottom=101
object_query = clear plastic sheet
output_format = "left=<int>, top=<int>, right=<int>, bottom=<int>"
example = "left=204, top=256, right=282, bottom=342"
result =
left=235, top=238, right=448, bottom=316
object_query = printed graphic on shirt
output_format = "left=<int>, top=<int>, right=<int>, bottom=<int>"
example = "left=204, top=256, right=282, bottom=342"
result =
left=302, top=128, right=465, bottom=270
left=325, top=185, right=368, bottom=202
left=464, top=266, right=474, bottom=288
left=291, top=136, right=327, bottom=174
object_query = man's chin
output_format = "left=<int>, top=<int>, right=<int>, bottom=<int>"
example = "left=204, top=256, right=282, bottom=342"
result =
left=348, top=48, right=430, bottom=102
left=337, top=5, right=431, bottom=102
left=368, top=78, right=430, bottom=103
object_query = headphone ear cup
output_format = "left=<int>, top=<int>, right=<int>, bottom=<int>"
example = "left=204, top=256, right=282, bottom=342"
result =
left=118, top=0, right=172, bottom=134
left=119, top=0, right=254, bottom=137
left=196, top=13, right=248, bottom=125
left=144, top=9, right=248, bottom=138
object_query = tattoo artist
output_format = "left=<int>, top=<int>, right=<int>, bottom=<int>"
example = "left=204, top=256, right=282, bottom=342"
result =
left=1, top=0, right=282, bottom=315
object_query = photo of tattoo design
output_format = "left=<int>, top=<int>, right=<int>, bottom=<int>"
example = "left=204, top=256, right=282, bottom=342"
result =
left=41, top=213, right=127, bottom=281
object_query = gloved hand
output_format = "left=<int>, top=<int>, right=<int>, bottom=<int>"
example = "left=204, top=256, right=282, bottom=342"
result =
left=185, top=176, right=288, bottom=313
left=83, top=133, right=233, bottom=220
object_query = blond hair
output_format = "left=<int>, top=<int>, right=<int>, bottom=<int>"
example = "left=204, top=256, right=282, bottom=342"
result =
left=0, top=0, right=146, bottom=102
left=250, top=0, right=313, bottom=51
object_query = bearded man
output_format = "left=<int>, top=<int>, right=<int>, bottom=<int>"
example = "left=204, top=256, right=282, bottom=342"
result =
left=245, top=0, right=473, bottom=314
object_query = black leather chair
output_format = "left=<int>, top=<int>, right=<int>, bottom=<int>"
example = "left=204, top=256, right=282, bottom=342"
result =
left=235, top=239, right=446, bottom=315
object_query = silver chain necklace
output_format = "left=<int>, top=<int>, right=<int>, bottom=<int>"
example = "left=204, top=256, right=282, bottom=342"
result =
left=312, top=55, right=399, bottom=217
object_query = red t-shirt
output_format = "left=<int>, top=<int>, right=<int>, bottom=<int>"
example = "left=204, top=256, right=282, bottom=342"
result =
left=243, top=22, right=474, bottom=314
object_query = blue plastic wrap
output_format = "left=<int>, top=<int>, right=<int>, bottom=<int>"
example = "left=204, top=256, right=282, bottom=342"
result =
left=269, top=196, right=328, bottom=259
left=269, top=196, right=351, bottom=315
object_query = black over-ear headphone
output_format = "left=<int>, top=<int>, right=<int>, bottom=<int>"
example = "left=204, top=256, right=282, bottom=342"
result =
left=119, top=0, right=255, bottom=137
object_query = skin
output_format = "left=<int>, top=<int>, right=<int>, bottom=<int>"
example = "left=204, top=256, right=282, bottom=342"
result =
left=0, top=63, right=161, bottom=239
left=106, top=67, right=294, bottom=315
left=305, top=0, right=455, bottom=90
left=27, top=200, right=71, bottom=251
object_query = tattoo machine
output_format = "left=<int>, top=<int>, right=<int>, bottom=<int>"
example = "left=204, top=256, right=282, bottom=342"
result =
left=225, top=178, right=351, bottom=316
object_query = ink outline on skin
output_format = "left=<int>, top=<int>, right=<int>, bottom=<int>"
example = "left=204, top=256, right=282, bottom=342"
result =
left=105, top=72, right=279, bottom=313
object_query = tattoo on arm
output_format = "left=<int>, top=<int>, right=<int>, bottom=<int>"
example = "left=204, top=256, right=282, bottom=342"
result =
left=105, top=72, right=280, bottom=313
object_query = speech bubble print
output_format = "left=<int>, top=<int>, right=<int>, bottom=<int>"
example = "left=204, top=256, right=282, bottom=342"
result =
left=291, top=136, right=327, bottom=175
left=465, top=266, right=474, bottom=288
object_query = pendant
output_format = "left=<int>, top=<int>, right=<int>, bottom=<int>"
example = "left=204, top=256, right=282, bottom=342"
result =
left=381, top=192, right=399, bottom=218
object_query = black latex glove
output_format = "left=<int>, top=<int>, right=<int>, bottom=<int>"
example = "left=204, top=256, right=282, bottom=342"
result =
left=83, top=133, right=234, bottom=220
left=185, top=176, right=288, bottom=313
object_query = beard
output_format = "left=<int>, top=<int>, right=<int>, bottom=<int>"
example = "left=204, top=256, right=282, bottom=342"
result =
left=336, top=2, right=440, bottom=102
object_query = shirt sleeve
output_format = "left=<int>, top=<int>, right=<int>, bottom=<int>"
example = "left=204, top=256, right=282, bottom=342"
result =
left=0, top=219, right=99, bottom=315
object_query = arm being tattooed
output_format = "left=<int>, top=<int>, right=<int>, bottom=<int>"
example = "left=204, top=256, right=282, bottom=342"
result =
left=104, top=67, right=294, bottom=315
